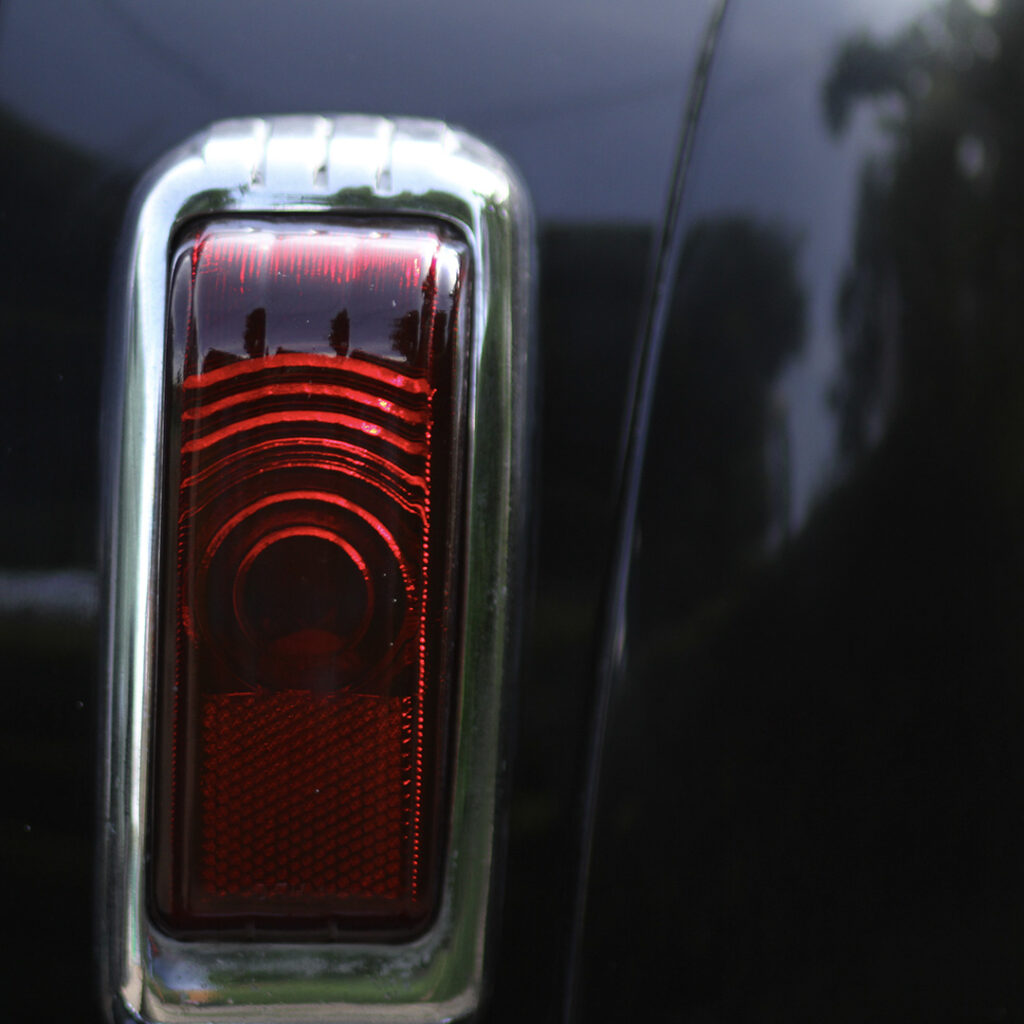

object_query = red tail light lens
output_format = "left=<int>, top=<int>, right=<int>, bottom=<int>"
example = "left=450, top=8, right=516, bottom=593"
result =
left=151, top=219, right=467, bottom=938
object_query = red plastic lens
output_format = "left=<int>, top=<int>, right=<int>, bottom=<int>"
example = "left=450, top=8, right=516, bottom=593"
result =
left=151, top=220, right=466, bottom=937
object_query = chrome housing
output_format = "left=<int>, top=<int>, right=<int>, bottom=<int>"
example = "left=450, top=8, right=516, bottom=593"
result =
left=99, top=115, right=531, bottom=1024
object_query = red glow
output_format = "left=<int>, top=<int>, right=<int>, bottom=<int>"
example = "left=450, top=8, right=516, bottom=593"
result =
left=183, top=381, right=427, bottom=426
left=182, top=352, right=431, bottom=393
left=152, top=220, right=466, bottom=938
left=181, top=408, right=424, bottom=457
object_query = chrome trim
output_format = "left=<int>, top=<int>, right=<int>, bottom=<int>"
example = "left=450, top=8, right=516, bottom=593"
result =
left=100, top=115, right=531, bottom=1024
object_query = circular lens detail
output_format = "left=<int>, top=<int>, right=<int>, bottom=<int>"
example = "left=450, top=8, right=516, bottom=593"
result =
left=190, top=488, right=418, bottom=695
left=233, top=527, right=373, bottom=655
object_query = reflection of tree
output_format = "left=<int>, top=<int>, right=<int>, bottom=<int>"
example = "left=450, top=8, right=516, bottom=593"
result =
left=633, top=1, right=1024, bottom=1012
left=584, top=216, right=810, bottom=1019
left=825, top=0, right=1023, bottom=462
left=640, top=216, right=804, bottom=613
left=583, top=6, right=1024, bottom=1018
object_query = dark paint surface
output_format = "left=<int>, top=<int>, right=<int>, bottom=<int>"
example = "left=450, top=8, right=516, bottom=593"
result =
left=578, top=0, right=1024, bottom=1019
left=3, top=0, right=1022, bottom=1020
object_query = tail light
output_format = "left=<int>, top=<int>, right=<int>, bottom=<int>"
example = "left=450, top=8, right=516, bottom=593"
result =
left=101, top=116, right=530, bottom=1023
left=153, top=220, right=466, bottom=937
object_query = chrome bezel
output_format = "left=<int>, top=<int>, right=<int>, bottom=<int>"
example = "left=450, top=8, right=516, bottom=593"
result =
left=99, top=115, right=531, bottom=1024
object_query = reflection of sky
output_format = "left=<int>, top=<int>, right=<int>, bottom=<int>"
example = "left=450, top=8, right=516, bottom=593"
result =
left=682, top=0, right=931, bottom=527
left=0, top=0, right=936, bottom=524
left=0, top=0, right=713, bottom=222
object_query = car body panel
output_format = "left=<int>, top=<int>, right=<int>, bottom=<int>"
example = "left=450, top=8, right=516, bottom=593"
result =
left=4, top=0, right=1024, bottom=1020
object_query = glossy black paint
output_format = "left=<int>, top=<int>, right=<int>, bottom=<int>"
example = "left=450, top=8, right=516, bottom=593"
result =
left=2, top=0, right=1022, bottom=1020
left=577, top=0, right=1024, bottom=1019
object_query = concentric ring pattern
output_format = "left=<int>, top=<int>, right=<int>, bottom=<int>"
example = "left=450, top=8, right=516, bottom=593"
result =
left=152, top=220, right=466, bottom=937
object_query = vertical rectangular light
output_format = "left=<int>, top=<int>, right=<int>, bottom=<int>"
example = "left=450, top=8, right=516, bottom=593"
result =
left=153, top=221, right=467, bottom=937
left=100, top=115, right=531, bottom=1024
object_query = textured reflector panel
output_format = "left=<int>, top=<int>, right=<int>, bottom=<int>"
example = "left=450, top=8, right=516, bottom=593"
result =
left=200, top=692, right=409, bottom=903
left=151, top=220, right=466, bottom=938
